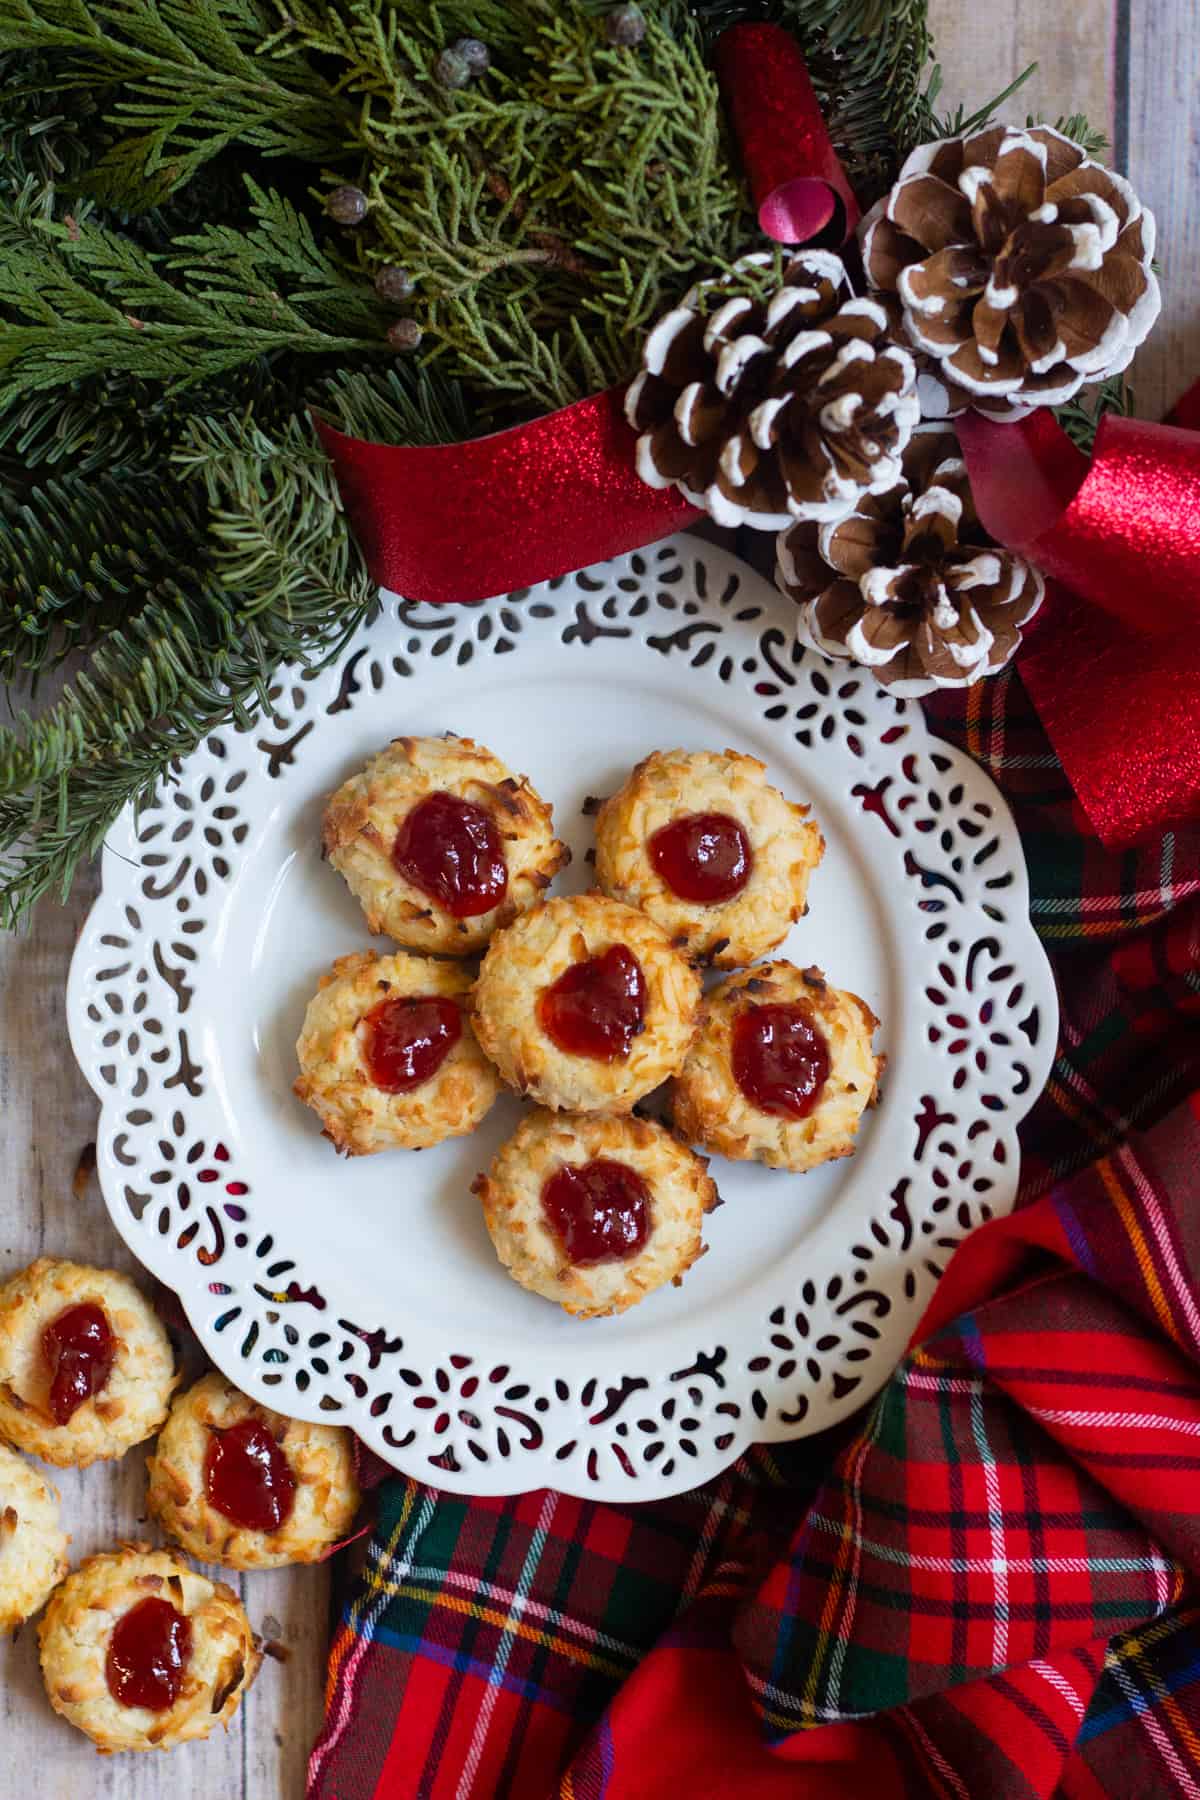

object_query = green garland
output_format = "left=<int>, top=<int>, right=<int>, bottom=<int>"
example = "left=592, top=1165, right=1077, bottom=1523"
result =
left=0, top=1, right=1106, bottom=928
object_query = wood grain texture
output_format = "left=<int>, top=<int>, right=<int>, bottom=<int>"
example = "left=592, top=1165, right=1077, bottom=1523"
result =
left=1, top=4, right=1195, bottom=1795
left=0, top=875, right=329, bottom=1797
left=1119, top=3, right=1200, bottom=420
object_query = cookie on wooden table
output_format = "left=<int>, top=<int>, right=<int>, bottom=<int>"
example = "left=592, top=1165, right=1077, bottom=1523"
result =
left=294, top=949, right=501, bottom=1154
left=38, top=1544, right=260, bottom=1752
left=322, top=734, right=568, bottom=955
left=146, top=1372, right=361, bottom=1571
left=0, top=1443, right=69, bottom=1632
left=474, top=1109, right=718, bottom=1318
left=472, top=893, right=701, bottom=1114
left=0, top=1259, right=178, bottom=1468
left=594, top=749, right=824, bottom=967
left=671, top=962, right=882, bottom=1171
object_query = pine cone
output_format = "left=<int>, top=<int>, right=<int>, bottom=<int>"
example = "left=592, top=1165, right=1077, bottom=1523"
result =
left=776, top=426, right=1044, bottom=693
left=626, top=250, right=919, bottom=528
left=861, top=125, right=1159, bottom=415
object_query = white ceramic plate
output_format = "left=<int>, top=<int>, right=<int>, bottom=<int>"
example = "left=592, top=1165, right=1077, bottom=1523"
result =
left=67, top=534, right=1057, bottom=1499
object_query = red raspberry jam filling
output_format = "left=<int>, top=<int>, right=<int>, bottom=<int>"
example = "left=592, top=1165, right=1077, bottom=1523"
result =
left=364, top=994, right=461, bottom=1093
left=538, top=945, right=647, bottom=1061
left=204, top=1417, right=298, bottom=1533
left=541, top=1160, right=651, bottom=1265
left=106, top=1597, right=193, bottom=1711
left=648, top=812, right=752, bottom=904
left=731, top=1002, right=831, bottom=1119
left=391, top=791, right=507, bottom=918
left=42, top=1302, right=114, bottom=1426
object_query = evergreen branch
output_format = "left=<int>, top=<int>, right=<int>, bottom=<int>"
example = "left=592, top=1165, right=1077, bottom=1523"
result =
left=0, top=180, right=389, bottom=404
left=0, top=408, right=376, bottom=926
left=0, top=467, right=205, bottom=685
left=1055, top=373, right=1131, bottom=453
left=0, top=0, right=353, bottom=196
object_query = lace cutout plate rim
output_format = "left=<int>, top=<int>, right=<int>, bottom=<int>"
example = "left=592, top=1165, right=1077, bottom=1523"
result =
left=67, top=533, right=1058, bottom=1501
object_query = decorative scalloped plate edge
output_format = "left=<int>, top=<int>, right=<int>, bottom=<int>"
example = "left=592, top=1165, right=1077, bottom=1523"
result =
left=68, top=535, right=1057, bottom=1499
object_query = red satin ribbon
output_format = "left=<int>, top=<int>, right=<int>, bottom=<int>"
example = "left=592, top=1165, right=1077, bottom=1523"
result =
left=959, top=405, right=1200, bottom=848
left=715, top=24, right=859, bottom=246
left=314, top=389, right=696, bottom=606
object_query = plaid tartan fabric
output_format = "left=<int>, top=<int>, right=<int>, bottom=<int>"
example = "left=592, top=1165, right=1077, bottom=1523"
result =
left=309, top=666, right=1200, bottom=1800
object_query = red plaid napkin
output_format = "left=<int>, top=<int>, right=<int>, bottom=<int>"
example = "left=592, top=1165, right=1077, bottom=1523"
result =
left=309, top=669, right=1200, bottom=1799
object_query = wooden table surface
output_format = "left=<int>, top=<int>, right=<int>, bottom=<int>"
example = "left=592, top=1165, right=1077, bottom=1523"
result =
left=2, top=6, right=1196, bottom=1796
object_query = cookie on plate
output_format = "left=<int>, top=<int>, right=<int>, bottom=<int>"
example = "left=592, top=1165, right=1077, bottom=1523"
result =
left=294, top=949, right=501, bottom=1154
left=146, top=1372, right=360, bottom=1571
left=0, top=1443, right=69, bottom=1632
left=594, top=749, right=824, bottom=967
left=671, top=962, right=882, bottom=1171
left=322, top=734, right=568, bottom=955
left=473, top=1110, right=718, bottom=1318
left=0, top=1259, right=178, bottom=1468
left=38, top=1544, right=260, bottom=1753
left=472, top=893, right=701, bottom=1114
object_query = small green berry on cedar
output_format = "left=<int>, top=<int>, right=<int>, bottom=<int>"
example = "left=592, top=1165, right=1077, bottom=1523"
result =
left=387, top=318, right=423, bottom=351
left=325, top=185, right=367, bottom=226
left=605, top=4, right=646, bottom=47
left=434, top=47, right=471, bottom=89
left=374, top=265, right=415, bottom=302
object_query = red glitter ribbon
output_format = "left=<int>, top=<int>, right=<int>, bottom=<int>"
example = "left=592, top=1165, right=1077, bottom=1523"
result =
left=959, top=406, right=1200, bottom=848
left=714, top=24, right=859, bottom=246
left=314, top=390, right=697, bottom=607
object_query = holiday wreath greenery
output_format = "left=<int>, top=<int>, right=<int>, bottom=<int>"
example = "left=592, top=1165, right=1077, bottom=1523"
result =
left=0, top=0, right=1117, bottom=926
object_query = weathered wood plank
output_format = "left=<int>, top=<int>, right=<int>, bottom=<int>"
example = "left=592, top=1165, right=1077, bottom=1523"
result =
left=927, top=0, right=1113, bottom=154
left=1120, top=2, right=1200, bottom=420
left=0, top=876, right=328, bottom=1798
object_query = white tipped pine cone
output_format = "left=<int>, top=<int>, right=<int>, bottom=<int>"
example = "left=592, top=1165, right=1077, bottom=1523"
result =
left=625, top=250, right=919, bottom=529
left=776, top=425, right=1044, bottom=695
left=861, top=124, right=1159, bottom=416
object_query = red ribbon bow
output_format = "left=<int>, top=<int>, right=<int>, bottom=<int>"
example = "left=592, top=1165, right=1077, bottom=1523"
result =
left=957, top=396, right=1200, bottom=849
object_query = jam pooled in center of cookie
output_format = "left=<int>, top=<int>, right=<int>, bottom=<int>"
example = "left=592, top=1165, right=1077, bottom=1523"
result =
left=649, top=812, right=753, bottom=904
left=392, top=791, right=507, bottom=918
left=204, top=1418, right=298, bottom=1533
left=42, top=1302, right=115, bottom=1425
left=541, top=1160, right=651, bottom=1265
left=106, top=1597, right=194, bottom=1712
left=538, top=945, right=647, bottom=1061
left=732, top=1003, right=831, bottom=1119
left=364, top=994, right=461, bottom=1093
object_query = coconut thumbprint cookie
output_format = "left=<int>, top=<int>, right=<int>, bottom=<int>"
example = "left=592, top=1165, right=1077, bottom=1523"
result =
left=474, top=1110, right=718, bottom=1318
left=295, top=949, right=501, bottom=1153
left=472, top=893, right=700, bottom=1113
left=671, top=962, right=882, bottom=1171
left=322, top=734, right=568, bottom=955
left=594, top=749, right=824, bottom=967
